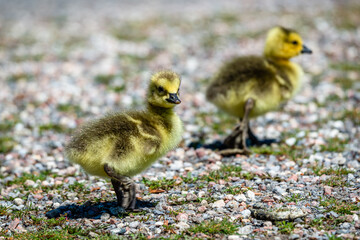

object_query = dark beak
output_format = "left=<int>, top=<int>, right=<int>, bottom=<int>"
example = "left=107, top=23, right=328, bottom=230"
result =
left=301, top=45, right=312, bottom=54
left=166, top=93, right=181, bottom=104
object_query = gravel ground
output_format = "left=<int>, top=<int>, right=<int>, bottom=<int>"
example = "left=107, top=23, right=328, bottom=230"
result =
left=0, top=0, right=360, bottom=239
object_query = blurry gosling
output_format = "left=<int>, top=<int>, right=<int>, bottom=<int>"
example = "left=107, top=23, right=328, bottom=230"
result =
left=206, top=26, right=312, bottom=154
left=65, top=70, right=183, bottom=209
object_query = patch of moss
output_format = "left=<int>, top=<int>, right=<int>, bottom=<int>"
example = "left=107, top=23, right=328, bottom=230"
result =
left=325, top=93, right=343, bottom=102
left=11, top=54, right=44, bottom=62
left=200, top=164, right=248, bottom=182
left=0, top=136, right=16, bottom=153
left=187, top=218, right=238, bottom=235
left=224, top=186, right=244, bottom=195
left=252, top=144, right=308, bottom=163
left=0, top=205, right=9, bottom=216
left=5, top=171, right=51, bottom=187
left=283, top=193, right=305, bottom=203
left=310, top=74, right=323, bottom=88
left=321, top=175, right=348, bottom=187
left=201, top=32, right=221, bottom=50
left=320, top=197, right=359, bottom=214
left=8, top=225, right=102, bottom=240
left=0, top=120, right=17, bottom=132
left=312, top=167, right=353, bottom=176
left=319, top=138, right=348, bottom=152
left=39, top=123, right=69, bottom=134
left=118, top=53, right=156, bottom=65
left=330, top=62, right=360, bottom=72
left=276, top=221, right=295, bottom=234
left=108, top=84, right=126, bottom=93
left=309, top=216, right=347, bottom=231
left=57, top=103, right=86, bottom=117
left=332, top=3, right=360, bottom=30
left=57, top=104, right=81, bottom=113
left=95, top=74, right=116, bottom=85
left=111, top=21, right=150, bottom=42
left=309, top=218, right=325, bottom=230
left=7, top=73, right=34, bottom=83
left=67, top=182, right=86, bottom=192
left=326, top=234, right=344, bottom=240
left=217, top=11, right=239, bottom=24
left=142, top=177, right=178, bottom=191
left=335, top=109, right=360, bottom=125
left=333, top=77, right=355, bottom=90
left=30, top=216, right=67, bottom=227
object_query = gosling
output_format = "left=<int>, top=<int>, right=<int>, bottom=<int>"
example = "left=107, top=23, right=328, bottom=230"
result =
left=206, top=26, right=312, bottom=154
left=65, top=71, right=183, bottom=209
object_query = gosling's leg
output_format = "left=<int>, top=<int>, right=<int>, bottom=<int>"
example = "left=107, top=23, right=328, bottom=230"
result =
left=236, top=98, right=254, bottom=153
left=221, top=98, right=254, bottom=155
left=104, top=164, right=136, bottom=210
left=222, top=123, right=243, bottom=149
left=110, top=178, right=124, bottom=206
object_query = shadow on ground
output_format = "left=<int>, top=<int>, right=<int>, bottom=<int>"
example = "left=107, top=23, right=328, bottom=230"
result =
left=188, top=139, right=278, bottom=150
left=46, top=200, right=154, bottom=219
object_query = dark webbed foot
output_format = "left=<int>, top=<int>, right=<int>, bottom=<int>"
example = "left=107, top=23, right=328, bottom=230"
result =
left=220, top=98, right=255, bottom=155
left=104, top=164, right=136, bottom=210
left=223, top=123, right=245, bottom=149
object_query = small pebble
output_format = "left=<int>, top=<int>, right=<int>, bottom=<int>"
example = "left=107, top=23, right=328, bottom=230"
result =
left=13, top=198, right=24, bottom=206
left=212, top=200, right=225, bottom=208
left=238, top=225, right=252, bottom=235
left=129, top=221, right=140, bottom=228
left=101, top=213, right=110, bottom=221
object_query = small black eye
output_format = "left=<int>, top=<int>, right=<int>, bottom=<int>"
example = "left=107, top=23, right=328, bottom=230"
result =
left=158, top=86, right=164, bottom=92
left=292, top=40, right=298, bottom=45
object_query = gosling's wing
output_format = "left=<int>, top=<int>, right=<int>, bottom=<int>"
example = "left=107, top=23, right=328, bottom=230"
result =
left=122, top=111, right=163, bottom=156
left=206, top=56, right=277, bottom=100
left=66, top=112, right=139, bottom=157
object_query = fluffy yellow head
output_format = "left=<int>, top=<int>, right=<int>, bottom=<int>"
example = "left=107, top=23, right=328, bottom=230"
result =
left=264, top=26, right=312, bottom=60
left=147, top=70, right=181, bottom=108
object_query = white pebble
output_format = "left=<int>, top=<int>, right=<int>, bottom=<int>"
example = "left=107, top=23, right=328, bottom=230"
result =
left=175, top=222, right=190, bottom=230
left=13, top=198, right=24, bottom=206
left=226, top=200, right=239, bottom=209
left=53, top=202, right=60, bottom=208
left=212, top=200, right=225, bottom=208
left=170, top=160, right=183, bottom=170
left=129, top=221, right=140, bottom=228
left=285, top=137, right=297, bottom=146
left=228, top=235, right=242, bottom=240
left=240, top=209, right=251, bottom=218
left=198, top=191, right=206, bottom=198
left=246, top=190, right=256, bottom=201
left=24, top=180, right=35, bottom=187
left=234, top=194, right=247, bottom=202
left=238, top=225, right=252, bottom=235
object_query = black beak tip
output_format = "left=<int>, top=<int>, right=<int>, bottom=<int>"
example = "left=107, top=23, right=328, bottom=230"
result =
left=166, top=99, right=181, bottom=104
left=166, top=93, right=181, bottom=104
left=301, top=45, right=312, bottom=54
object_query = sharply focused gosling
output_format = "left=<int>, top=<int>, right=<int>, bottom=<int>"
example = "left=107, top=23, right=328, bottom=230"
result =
left=206, top=26, right=312, bottom=154
left=65, top=71, right=183, bottom=209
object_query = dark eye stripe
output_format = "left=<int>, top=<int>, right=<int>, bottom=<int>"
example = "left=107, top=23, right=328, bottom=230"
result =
left=158, top=86, right=164, bottom=92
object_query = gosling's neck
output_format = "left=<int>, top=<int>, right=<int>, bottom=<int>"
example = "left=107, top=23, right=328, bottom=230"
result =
left=265, top=55, right=292, bottom=66
left=147, top=103, right=175, bottom=118
left=265, top=55, right=303, bottom=96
